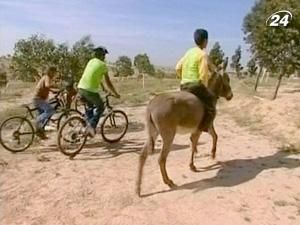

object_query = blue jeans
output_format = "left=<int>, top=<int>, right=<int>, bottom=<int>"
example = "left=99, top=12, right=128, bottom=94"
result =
left=33, top=98, right=55, bottom=129
left=78, top=89, right=105, bottom=129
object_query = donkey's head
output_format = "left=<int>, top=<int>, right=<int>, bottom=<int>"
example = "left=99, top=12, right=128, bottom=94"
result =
left=208, top=57, right=233, bottom=101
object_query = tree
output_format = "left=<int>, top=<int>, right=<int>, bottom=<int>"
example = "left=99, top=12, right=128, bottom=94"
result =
left=254, top=66, right=264, bottom=91
left=247, top=58, right=258, bottom=77
left=11, top=34, right=57, bottom=81
left=133, top=53, right=155, bottom=88
left=133, top=54, right=155, bottom=76
left=10, top=34, right=95, bottom=82
left=155, top=69, right=166, bottom=79
left=0, top=71, right=7, bottom=87
left=209, top=42, right=225, bottom=69
left=69, top=35, right=94, bottom=81
left=230, top=46, right=243, bottom=78
left=243, top=0, right=300, bottom=99
left=115, top=56, right=134, bottom=77
left=54, top=43, right=71, bottom=80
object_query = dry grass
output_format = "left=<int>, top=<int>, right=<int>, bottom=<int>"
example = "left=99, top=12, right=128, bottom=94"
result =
left=110, top=77, right=179, bottom=106
left=0, top=107, right=27, bottom=123
left=0, top=78, right=179, bottom=123
left=0, top=81, right=35, bottom=122
left=0, top=81, right=34, bottom=100
left=220, top=77, right=300, bottom=152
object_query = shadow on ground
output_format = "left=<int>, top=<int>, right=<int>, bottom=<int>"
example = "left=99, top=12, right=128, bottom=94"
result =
left=72, top=138, right=205, bottom=160
left=74, top=139, right=144, bottom=160
left=127, top=121, right=145, bottom=133
left=142, top=151, right=300, bottom=197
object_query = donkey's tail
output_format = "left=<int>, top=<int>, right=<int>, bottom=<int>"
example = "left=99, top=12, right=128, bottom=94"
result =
left=145, top=108, right=158, bottom=154
left=137, top=108, right=158, bottom=196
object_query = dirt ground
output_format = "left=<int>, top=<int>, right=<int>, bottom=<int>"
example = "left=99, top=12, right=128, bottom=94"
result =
left=1, top=103, right=300, bottom=225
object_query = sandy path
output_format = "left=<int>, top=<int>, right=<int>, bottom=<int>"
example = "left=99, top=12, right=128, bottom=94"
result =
left=0, top=105, right=300, bottom=225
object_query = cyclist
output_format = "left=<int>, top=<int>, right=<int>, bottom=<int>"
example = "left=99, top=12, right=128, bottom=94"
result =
left=33, top=66, right=59, bottom=139
left=77, top=46, right=120, bottom=137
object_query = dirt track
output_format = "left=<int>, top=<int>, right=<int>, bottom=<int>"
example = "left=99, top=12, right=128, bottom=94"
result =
left=1, top=105, right=300, bottom=225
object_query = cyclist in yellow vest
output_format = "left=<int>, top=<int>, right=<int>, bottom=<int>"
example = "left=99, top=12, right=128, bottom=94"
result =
left=176, top=29, right=216, bottom=131
left=78, top=46, right=120, bottom=137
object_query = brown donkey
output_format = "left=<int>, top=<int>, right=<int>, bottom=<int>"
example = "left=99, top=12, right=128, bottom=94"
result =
left=136, top=64, right=233, bottom=196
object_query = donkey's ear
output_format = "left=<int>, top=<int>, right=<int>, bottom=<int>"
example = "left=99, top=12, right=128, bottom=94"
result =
left=216, top=63, right=222, bottom=72
left=208, top=57, right=217, bottom=72
left=223, top=57, right=228, bottom=72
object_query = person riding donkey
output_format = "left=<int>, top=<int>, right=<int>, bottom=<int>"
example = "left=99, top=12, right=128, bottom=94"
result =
left=176, top=28, right=217, bottom=131
left=77, top=46, right=120, bottom=137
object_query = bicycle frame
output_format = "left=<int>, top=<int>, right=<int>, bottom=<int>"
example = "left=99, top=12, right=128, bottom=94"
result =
left=76, top=93, right=118, bottom=127
left=77, top=93, right=114, bottom=113
left=22, top=90, right=67, bottom=129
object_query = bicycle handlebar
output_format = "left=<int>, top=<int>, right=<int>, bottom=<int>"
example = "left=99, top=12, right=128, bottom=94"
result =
left=52, top=89, right=64, bottom=98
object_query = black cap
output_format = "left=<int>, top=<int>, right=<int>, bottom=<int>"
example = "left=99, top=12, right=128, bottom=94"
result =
left=93, top=46, right=109, bottom=54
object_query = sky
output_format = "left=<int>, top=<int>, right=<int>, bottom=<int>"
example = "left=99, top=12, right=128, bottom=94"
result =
left=0, top=0, right=256, bottom=67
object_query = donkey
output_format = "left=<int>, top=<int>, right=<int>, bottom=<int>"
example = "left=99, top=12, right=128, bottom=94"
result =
left=136, top=63, right=233, bottom=196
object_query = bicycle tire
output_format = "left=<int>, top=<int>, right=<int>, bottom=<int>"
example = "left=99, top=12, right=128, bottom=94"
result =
left=56, top=109, right=83, bottom=130
left=57, top=115, right=87, bottom=157
left=100, top=110, right=128, bottom=143
left=0, top=116, right=35, bottom=152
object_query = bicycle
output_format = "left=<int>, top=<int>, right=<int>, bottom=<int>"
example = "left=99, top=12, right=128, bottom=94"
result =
left=57, top=93, right=128, bottom=158
left=0, top=90, right=80, bottom=152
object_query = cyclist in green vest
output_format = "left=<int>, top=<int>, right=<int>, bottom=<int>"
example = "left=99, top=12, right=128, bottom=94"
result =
left=77, top=46, right=120, bottom=137
left=176, top=29, right=216, bottom=131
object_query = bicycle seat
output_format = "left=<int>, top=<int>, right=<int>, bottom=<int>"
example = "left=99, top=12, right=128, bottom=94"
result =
left=77, top=95, right=88, bottom=104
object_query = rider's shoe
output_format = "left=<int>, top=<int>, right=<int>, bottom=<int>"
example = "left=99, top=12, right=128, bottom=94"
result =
left=85, top=126, right=95, bottom=138
left=36, top=129, right=48, bottom=140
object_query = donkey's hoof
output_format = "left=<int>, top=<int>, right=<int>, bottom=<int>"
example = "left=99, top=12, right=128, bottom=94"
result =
left=136, top=182, right=142, bottom=197
left=167, top=180, right=177, bottom=188
left=190, top=164, right=197, bottom=172
left=136, top=188, right=141, bottom=197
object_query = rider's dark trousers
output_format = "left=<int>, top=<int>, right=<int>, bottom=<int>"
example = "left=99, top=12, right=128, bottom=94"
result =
left=78, top=88, right=105, bottom=129
left=180, top=81, right=216, bottom=130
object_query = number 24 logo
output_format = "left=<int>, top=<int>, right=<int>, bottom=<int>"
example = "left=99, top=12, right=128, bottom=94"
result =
left=266, top=10, right=293, bottom=27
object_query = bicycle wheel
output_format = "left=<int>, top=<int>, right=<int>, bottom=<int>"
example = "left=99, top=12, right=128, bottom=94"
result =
left=56, top=109, right=82, bottom=130
left=100, top=110, right=128, bottom=143
left=57, top=115, right=87, bottom=157
left=0, top=116, right=34, bottom=152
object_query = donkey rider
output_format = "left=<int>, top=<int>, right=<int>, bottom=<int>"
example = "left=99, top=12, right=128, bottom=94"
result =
left=176, top=28, right=216, bottom=131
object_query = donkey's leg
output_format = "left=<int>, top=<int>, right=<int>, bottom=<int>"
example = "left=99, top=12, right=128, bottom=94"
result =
left=208, top=124, right=218, bottom=159
left=136, top=132, right=158, bottom=196
left=148, top=119, right=159, bottom=154
left=189, top=130, right=202, bottom=172
left=159, top=130, right=176, bottom=188
left=136, top=143, right=149, bottom=196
